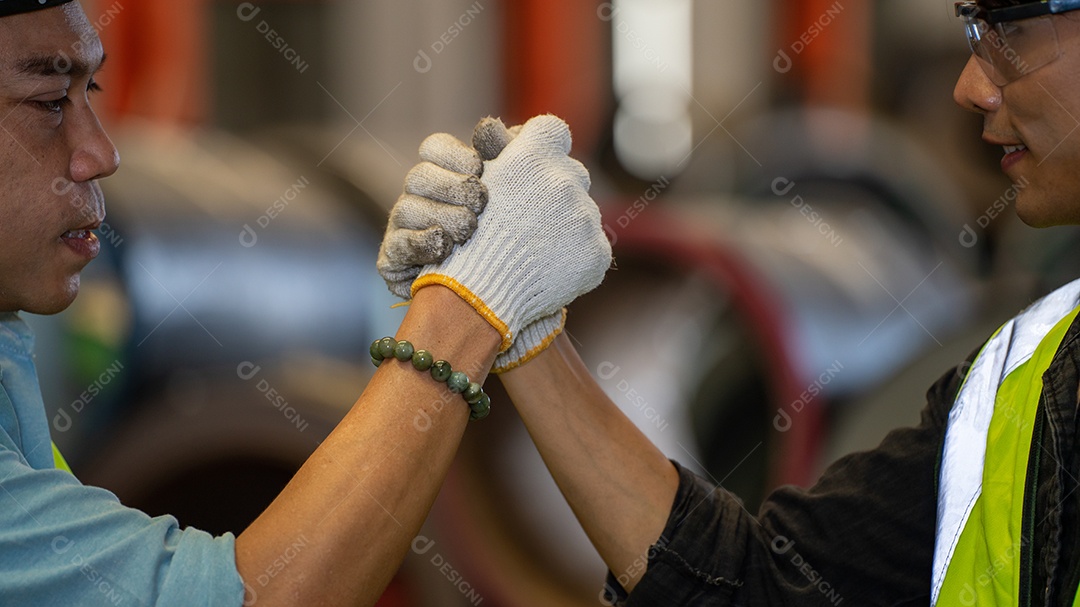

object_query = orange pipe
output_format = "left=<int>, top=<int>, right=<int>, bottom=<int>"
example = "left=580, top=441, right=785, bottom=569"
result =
left=502, top=0, right=608, bottom=155
left=87, top=0, right=209, bottom=126
left=779, top=0, right=871, bottom=109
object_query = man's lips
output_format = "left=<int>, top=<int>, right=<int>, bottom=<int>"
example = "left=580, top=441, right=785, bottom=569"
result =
left=60, top=219, right=103, bottom=260
left=1000, top=144, right=1028, bottom=172
left=983, top=136, right=1029, bottom=172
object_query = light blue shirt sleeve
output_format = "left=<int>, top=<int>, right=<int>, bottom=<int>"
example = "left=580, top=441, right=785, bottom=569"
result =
left=0, top=313, right=245, bottom=606
left=0, top=447, right=246, bottom=606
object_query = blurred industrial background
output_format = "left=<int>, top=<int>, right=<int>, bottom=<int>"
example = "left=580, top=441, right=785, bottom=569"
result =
left=27, top=0, right=1080, bottom=605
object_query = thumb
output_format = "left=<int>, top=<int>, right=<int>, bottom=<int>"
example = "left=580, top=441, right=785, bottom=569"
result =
left=472, top=116, right=515, bottom=162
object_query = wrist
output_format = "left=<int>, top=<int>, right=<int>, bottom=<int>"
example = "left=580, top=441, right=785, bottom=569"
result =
left=398, top=285, right=502, bottom=368
left=411, top=273, right=513, bottom=352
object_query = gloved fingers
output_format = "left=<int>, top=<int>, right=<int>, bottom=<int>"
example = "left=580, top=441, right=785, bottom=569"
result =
left=379, top=226, right=456, bottom=271
left=565, top=156, right=592, bottom=191
left=389, top=194, right=477, bottom=243
left=418, top=133, right=483, bottom=176
left=472, top=116, right=515, bottom=162
left=405, top=162, right=487, bottom=215
left=376, top=258, right=421, bottom=283
left=386, top=279, right=414, bottom=300
left=375, top=243, right=422, bottom=299
left=378, top=272, right=419, bottom=300
left=512, top=114, right=572, bottom=155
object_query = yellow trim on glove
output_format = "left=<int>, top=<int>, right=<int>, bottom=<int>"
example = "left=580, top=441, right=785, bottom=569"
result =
left=493, top=308, right=567, bottom=374
left=411, top=274, right=514, bottom=352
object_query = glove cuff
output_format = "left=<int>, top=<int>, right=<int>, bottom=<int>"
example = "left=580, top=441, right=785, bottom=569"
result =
left=492, top=309, right=566, bottom=374
left=411, top=273, right=514, bottom=352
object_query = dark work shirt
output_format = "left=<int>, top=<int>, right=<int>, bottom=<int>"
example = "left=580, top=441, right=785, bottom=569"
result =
left=603, top=358, right=969, bottom=606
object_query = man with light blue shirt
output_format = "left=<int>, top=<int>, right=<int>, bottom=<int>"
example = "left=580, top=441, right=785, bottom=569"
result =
left=0, top=1, right=612, bottom=605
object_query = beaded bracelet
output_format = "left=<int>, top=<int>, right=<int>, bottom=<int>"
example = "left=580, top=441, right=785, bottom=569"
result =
left=369, top=337, right=491, bottom=421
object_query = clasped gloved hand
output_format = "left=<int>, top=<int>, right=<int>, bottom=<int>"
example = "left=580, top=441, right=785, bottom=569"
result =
left=377, top=114, right=612, bottom=372
left=376, top=131, right=488, bottom=299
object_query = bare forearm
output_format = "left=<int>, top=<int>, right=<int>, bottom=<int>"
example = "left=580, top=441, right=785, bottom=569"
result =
left=500, top=333, right=679, bottom=591
left=236, top=286, right=500, bottom=607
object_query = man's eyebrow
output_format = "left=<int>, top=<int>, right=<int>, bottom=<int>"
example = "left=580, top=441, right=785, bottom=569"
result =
left=14, top=53, right=107, bottom=79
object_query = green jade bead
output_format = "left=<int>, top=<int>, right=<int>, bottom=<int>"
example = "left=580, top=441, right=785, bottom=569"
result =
left=463, top=382, right=484, bottom=404
left=447, top=371, right=469, bottom=394
left=393, top=340, right=414, bottom=361
left=412, top=350, right=434, bottom=371
left=470, top=393, right=491, bottom=420
left=377, top=337, right=396, bottom=359
left=430, top=360, right=453, bottom=382
left=369, top=339, right=383, bottom=362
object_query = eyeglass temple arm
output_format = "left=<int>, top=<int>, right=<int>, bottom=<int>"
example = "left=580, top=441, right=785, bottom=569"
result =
left=1051, top=0, right=1080, bottom=14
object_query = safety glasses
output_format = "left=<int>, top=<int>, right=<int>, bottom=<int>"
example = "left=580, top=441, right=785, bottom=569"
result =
left=955, top=1, right=1080, bottom=85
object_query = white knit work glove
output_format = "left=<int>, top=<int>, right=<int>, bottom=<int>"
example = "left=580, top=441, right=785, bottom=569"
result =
left=411, top=114, right=611, bottom=356
left=472, top=118, right=568, bottom=373
left=377, top=117, right=569, bottom=371
left=377, top=132, right=487, bottom=299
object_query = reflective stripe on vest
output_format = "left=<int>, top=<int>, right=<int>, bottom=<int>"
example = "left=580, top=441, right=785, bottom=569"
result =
left=931, top=279, right=1080, bottom=605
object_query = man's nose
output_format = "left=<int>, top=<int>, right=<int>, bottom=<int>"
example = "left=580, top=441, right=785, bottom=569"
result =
left=954, top=55, right=1002, bottom=115
left=69, top=108, right=120, bottom=183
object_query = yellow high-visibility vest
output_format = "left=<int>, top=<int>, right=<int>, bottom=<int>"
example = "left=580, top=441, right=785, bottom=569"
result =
left=933, top=281, right=1080, bottom=606
left=51, top=441, right=72, bottom=474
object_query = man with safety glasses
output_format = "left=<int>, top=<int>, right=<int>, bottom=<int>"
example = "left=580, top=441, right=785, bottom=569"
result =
left=377, top=0, right=1080, bottom=604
